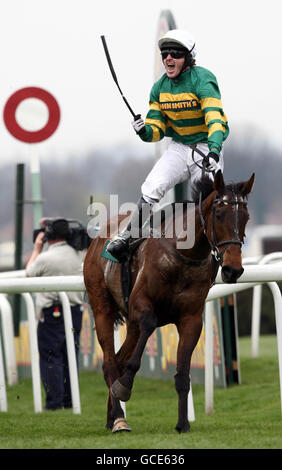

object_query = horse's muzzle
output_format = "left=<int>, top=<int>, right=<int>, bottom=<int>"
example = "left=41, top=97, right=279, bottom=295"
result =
left=221, top=265, right=244, bottom=284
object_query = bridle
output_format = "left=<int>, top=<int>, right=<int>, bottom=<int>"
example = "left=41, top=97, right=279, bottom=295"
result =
left=160, top=146, right=248, bottom=276
left=161, top=188, right=247, bottom=286
left=190, top=144, right=247, bottom=265
left=198, top=188, right=247, bottom=265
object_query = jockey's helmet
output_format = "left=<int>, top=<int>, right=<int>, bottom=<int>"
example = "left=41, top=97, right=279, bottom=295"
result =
left=158, top=29, right=197, bottom=58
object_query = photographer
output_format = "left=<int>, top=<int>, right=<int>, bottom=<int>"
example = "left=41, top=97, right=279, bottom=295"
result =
left=26, top=217, right=85, bottom=411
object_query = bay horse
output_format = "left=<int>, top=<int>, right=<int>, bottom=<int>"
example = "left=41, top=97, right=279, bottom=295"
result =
left=83, top=170, right=255, bottom=433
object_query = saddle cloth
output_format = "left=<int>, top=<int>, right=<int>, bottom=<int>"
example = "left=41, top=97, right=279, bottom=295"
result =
left=101, top=238, right=145, bottom=311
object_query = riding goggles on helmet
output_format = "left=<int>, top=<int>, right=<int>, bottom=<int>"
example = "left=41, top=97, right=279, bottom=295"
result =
left=161, top=48, right=186, bottom=60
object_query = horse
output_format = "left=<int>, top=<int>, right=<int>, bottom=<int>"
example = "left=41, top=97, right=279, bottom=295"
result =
left=83, top=170, right=255, bottom=433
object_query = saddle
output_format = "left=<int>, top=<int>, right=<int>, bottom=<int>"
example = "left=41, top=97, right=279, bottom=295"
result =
left=101, top=238, right=145, bottom=311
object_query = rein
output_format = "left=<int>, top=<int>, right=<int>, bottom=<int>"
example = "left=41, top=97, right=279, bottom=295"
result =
left=190, top=144, right=213, bottom=173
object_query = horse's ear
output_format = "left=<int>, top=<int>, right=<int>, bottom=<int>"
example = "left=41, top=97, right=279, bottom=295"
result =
left=213, top=170, right=225, bottom=194
left=241, top=173, right=255, bottom=197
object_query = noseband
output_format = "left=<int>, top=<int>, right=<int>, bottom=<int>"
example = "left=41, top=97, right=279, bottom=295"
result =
left=199, top=188, right=247, bottom=265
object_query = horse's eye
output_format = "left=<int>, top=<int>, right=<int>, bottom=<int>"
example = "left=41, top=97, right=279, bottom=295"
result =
left=215, top=209, right=225, bottom=221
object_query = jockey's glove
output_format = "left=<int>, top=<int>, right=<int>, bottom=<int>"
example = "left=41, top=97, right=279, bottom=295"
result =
left=206, top=151, right=220, bottom=172
left=132, top=115, right=146, bottom=135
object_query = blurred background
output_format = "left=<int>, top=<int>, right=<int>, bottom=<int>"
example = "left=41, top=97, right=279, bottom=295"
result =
left=0, top=0, right=281, bottom=334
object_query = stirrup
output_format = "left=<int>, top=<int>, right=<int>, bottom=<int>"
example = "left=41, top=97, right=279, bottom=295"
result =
left=106, top=234, right=129, bottom=258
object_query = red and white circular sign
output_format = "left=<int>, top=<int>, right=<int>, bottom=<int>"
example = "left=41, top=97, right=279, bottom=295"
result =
left=3, top=87, right=60, bottom=143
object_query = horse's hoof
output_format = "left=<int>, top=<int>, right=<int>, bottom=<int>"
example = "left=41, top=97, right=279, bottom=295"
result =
left=175, top=424, right=190, bottom=433
left=111, top=380, right=131, bottom=402
left=112, top=417, right=132, bottom=433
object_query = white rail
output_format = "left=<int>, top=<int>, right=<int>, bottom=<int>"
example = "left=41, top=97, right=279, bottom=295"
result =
left=0, top=276, right=84, bottom=293
left=205, top=253, right=282, bottom=414
left=0, top=327, right=7, bottom=411
left=0, top=295, right=18, bottom=385
left=205, top=280, right=282, bottom=415
left=214, top=264, right=282, bottom=284
left=0, top=287, right=81, bottom=414
left=0, top=264, right=281, bottom=295
left=22, top=293, right=42, bottom=413
left=0, top=261, right=282, bottom=418
left=205, top=256, right=282, bottom=415
left=59, top=292, right=81, bottom=414
left=204, top=301, right=214, bottom=415
left=0, top=270, right=26, bottom=279
left=249, top=253, right=282, bottom=358
left=216, top=253, right=282, bottom=359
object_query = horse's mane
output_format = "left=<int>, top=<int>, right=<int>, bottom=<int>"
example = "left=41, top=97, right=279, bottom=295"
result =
left=191, top=176, right=214, bottom=203
left=156, top=175, right=249, bottom=226
left=191, top=175, right=249, bottom=204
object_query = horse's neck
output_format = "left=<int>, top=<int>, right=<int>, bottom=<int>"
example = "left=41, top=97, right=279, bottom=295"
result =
left=177, top=191, right=215, bottom=261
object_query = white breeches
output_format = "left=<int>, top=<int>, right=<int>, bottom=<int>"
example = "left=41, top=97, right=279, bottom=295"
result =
left=141, top=141, right=224, bottom=203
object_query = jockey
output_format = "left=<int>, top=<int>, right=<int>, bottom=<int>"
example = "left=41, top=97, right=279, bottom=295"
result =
left=107, top=29, right=229, bottom=261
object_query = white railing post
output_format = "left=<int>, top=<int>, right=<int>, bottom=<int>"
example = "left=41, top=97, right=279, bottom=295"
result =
left=0, top=295, right=18, bottom=385
left=267, top=282, right=282, bottom=414
left=59, top=292, right=81, bottom=414
left=205, top=300, right=214, bottom=414
left=251, top=285, right=262, bottom=358
left=251, top=254, right=282, bottom=358
left=22, top=293, right=42, bottom=413
left=0, top=330, right=8, bottom=412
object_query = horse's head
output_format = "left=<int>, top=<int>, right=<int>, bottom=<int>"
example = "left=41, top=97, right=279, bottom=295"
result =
left=207, top=171, right=255, bottom=283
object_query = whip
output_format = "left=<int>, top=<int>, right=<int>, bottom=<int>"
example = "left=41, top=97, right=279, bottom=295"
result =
left=101, top=35, right=140, bottom=120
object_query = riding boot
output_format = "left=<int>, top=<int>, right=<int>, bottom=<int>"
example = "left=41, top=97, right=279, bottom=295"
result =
left=106, top=197, right=153, bottom=260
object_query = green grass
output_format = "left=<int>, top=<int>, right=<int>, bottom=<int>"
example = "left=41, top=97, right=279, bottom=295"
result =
left=0, top=335, right=281, bottom=449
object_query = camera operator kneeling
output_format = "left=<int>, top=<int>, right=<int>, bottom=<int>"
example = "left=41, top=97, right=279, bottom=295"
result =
left=26, top=218, right=85, bottom=411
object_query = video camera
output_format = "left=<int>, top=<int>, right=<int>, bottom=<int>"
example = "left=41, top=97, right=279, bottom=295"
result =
left=33, top=218, right=92, bottom=251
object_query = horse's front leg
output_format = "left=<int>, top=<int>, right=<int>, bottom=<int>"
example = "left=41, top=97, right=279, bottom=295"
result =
left=92, top=305, right=126, bottom=430
left=175, top=310, right=203, bottom=433
left=112, top=303, right=157, bottom=402
left=115, top=321, right=140, bottom=377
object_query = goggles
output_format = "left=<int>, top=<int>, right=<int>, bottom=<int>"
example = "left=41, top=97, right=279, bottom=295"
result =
left=161, top=48, right=186, bottom=60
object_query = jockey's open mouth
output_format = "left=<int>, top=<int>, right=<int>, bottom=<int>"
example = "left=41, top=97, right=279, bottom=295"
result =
left=163, top=53, right=185, bottom=79
left=164, top=59, right=177, bottom=77
left=166, top=61, right=175, bottom=71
